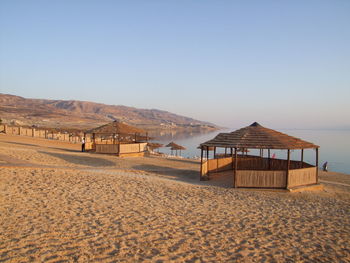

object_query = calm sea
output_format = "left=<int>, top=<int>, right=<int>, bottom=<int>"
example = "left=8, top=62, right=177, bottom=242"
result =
left=151, top=129, right=350, bottom=175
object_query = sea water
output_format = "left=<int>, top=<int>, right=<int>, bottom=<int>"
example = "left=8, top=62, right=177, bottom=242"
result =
left=151, top=129, right=350, bottom=175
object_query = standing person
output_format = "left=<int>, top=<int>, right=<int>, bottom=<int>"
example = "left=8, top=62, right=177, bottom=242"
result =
left=323, top=161, right=328, bottom=172
left=81, top=137, right=85, bottom=152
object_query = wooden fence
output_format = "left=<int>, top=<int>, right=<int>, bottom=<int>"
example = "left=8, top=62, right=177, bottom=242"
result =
left=0, top=124, right=82, bottom=143
left=288, top=167, right=317, bottom=188
left=200, top=155, right=317, bottom=189
left=236, top=170, right=286, bottom=188
left=94, top=142, right=148, bottom=156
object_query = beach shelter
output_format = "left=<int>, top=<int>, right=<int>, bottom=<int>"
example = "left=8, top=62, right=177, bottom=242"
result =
left=85, top=120, right=148, bottom=143
left=166, top=142, right=186, bottom=156
left=199, top=122, right=320, bottom=189
left=84, top=121, right=149, bottom=156
left=147, top=142, right=163, bottom=152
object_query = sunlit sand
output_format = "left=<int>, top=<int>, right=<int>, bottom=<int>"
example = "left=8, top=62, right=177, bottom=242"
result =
left=0, top=134, right=349, bottom=262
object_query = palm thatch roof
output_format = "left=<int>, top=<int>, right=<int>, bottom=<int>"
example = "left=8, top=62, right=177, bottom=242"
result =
left=147, top=142, right=163, bottom=149
left=86, top=121, right=145, bottom=134
left=171, top=145, right=186, bottom=150
left=166, top=142, right=186, bottom=150
left=200, top=122, right=319, bottom=150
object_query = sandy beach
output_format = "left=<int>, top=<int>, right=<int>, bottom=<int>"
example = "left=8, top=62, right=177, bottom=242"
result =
left=0, top=134, right=349, bottom=262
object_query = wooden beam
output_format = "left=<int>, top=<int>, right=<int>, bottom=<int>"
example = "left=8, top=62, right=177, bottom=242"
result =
left=316, top=148, right=319, bottom=184
left=234, top=147, right=238, bottom=188
left=200, top=148, right=203, bottom=181
left=214, top=147, right=216, bottom=159
left=231, top=148, right=234, bottom=170
left=225, top=147, right=227, bottom=157
left=300, top=149, right=304, bottom=168
left=286, top=149, right=290, bottom=189
left=268, top=149, right=271, bottom=170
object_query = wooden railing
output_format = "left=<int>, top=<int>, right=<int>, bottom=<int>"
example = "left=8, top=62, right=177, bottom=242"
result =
left=0, top=124, right=83, bottom=143
left=94, top=142, right=148, bottom=155
left=200, top=155, right=317, bottom=188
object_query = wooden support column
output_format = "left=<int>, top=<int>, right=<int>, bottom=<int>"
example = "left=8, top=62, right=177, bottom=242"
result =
left=268, top=149, right=271, bottom=170
left=231, top=148, right=234, bottom=170
left=300, top=149, right=304, bottom=168
left=234, top=147, right=238, bottom=188
left=286, top=149, right=290, bottom=189
left=213, top=147, right=216, bottom=159
left=200, top=148, right=203, bottom=181
left=206, top=148, right=209, bottom=178
left=316, top=148, right=319, bottom=184
left=225, top=147, right=227, bottom=157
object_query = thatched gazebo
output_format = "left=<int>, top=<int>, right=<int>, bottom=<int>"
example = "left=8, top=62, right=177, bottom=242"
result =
left=147, top=142, right=163, bottom=153
left=166, top=142, right=186, bottom=156
left=199, top=122, right=320, bottom=189
left=84, top=121, right=149, bottom=157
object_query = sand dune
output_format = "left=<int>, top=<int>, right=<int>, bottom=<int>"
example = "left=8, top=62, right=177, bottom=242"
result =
left=0, top=134, right=349, bottom=262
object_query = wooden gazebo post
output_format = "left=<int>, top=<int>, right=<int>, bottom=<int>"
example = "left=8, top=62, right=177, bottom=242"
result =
left=200, top=147, right=203, bottom=180
left=268, top=149, right=271, bottom=170
left=231, top=148, right=234, bottom=170
left=316, top=148, right=319, bottom=184
left=286, top=149, right=290, bottom=189
left=234, top=147, right=238, bottom=188
left=213, top=147, right=216, bottom=159
left=300, top=149, right=304, bottom=168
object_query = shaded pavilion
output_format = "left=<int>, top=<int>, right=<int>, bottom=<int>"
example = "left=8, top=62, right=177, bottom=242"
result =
left=147, top=142, right=164, bottom=153
left=199, top=122, right=320, bottom=189
left=166, top=142, right=186, bottom=156
left=84, top=121, right=149, bottom=157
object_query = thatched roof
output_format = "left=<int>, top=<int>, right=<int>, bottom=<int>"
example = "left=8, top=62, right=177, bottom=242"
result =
left=200, top=122, right=319, bottom=150
left=86, top=121, right=145, bottom=134
left=147, top=142, right=163, bottom=149
left=166, top=142, right=186, bottom=150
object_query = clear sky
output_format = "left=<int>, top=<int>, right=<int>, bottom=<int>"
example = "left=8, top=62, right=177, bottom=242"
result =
left=0, top=0, right=349, bottom=129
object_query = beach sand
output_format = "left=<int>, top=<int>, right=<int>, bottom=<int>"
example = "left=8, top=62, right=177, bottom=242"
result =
left=0, top=134, right=349, bottom=262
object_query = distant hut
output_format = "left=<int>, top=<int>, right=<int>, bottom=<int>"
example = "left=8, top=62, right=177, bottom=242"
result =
left=199, top=122, right=320, bottom=190
left=166, top=142, right=186, bottom=156
left=84, top=121, right=149, bottom=157
left=147, top=142, right=163, bottom=153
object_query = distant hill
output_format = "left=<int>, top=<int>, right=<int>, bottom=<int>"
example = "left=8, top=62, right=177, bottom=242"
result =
left=0, top=93, right=218, bottom=131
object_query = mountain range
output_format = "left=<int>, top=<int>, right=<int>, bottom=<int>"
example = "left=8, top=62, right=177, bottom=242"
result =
left=0, top=93, right=217, bottom=131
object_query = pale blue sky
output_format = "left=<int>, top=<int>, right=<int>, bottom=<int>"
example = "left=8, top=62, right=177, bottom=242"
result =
left=1, top=0, right=349, bottom=129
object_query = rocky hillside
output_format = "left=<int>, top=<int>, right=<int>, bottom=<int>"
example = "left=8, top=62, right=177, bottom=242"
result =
left=0, top=93, right=217, bottom=131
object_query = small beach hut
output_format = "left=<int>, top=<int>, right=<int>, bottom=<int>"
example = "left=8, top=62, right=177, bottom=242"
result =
left=199, top=122, right=320, bottom=190
left=166, top=142, right=186, bottom=156
left=147, top=142, right=163, bottom=153
left=84, top=121, right=149, bottom=157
